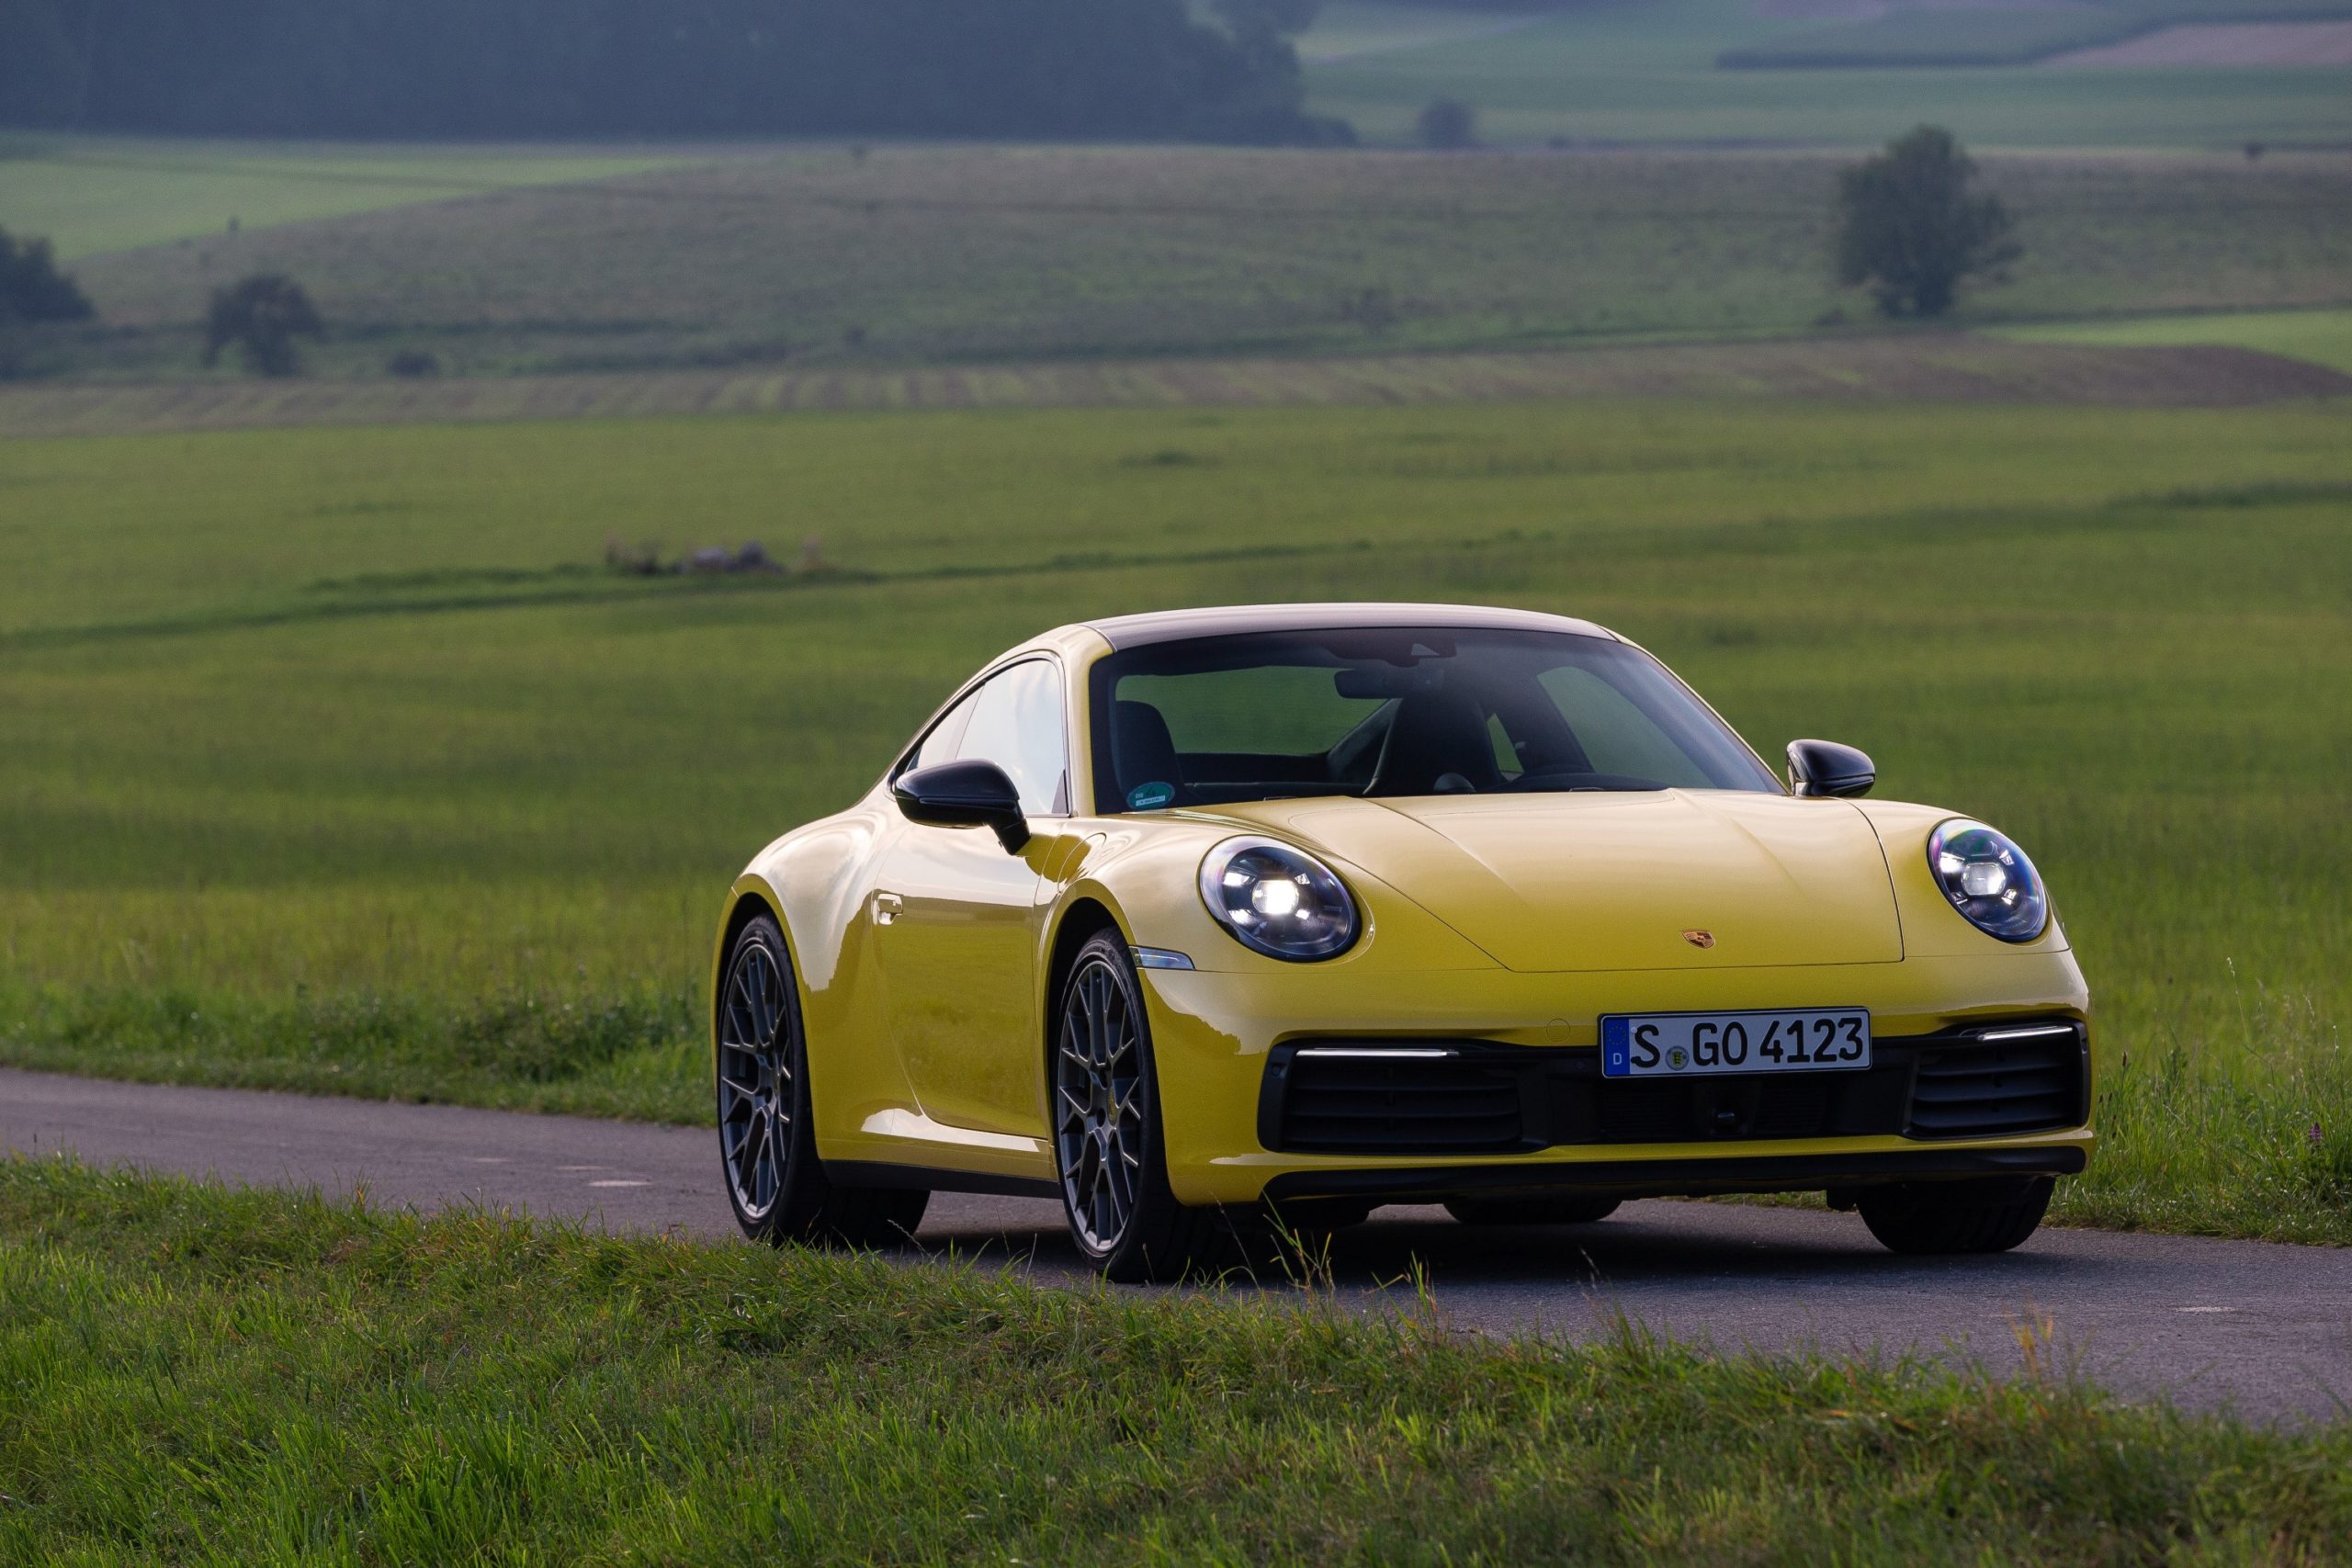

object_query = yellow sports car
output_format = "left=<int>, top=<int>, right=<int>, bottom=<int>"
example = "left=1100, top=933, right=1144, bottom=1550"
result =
left=712, top=604, right=2090, bottom=1280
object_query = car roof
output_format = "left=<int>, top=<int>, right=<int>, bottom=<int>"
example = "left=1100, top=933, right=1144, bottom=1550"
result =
left=1080, top=602, right=1619, bottom=651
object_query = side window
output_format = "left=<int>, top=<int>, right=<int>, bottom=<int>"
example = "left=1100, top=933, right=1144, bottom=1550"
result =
left=955, top=660, right=1069, bottom=816
left=907, top=688, right=979, bottom=774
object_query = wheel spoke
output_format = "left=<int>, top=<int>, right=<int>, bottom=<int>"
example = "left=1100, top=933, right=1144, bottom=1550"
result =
left=1097, top=971, right=1118, bottom=1053
left=751, top=957, right=776, bottom=1047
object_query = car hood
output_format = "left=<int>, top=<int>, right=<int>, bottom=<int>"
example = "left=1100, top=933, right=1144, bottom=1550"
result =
left=1213, top=791, right=1904, bottom=973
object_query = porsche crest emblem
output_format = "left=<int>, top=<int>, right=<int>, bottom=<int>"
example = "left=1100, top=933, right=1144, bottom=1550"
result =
left=1681, top=929, right=1716, bottom=949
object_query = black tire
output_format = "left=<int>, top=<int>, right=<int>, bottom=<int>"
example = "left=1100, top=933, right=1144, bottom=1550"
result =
left=1052, top=931, right=1213, bottom=1283
left=717, top=913, right=929, bottom=1248
left=1857, top=1177, right=2052, bottom=1256
left=1443, top=1195, right=1621, bottom=1227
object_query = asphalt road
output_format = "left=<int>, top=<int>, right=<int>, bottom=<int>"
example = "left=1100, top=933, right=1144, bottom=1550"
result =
left=5, top=1066, right=2347, bottom=1424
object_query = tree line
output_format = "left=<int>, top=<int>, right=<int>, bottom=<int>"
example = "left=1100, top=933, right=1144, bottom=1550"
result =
left=0, top=0, right=1345, bottom=143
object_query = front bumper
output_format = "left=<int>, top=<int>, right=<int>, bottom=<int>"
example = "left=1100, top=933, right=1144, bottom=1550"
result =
left=1139, top=951, right=2094, bottom=1207
left=1261, top=1143, right=2086, bottom=1203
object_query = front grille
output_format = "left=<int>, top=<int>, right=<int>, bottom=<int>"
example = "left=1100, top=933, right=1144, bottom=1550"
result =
left=1908, top=1032, right=2086, bottom=1139
left=1267, top=1050, right=1524, bottom=1154
left=1259, top=1023, right=2086, bottom=1156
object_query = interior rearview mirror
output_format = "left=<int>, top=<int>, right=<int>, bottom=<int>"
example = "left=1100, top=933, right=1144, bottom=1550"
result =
left=1786, top=739, right=1875, bottom=798
left=892, top=759, right=1031, bottom=852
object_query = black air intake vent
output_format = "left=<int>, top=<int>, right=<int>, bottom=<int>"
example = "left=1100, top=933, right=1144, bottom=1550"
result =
left=1269, top=1046, right=1524, bottom=1155
left=1257, top=1022, right=2088, bottom=1156
left=1905, top=1027, right=2086, bottom=1139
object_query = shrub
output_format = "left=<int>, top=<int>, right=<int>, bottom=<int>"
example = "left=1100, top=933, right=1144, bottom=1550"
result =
left=203, top=273, right=324, bottom=376
left=1417, top=97, right=1476, bottom=151
left=1340, top=286, right=1399, bottom=333
left=0, top=227, right=94, bottom=323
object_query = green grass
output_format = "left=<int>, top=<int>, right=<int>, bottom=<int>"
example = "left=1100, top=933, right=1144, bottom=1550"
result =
left=31, top=144, right=2352, bottom=380
left=1996, top=305, right=2352, bottom=374
left=1, top=396, right=2348, bottom=1240
left=6, top=1158, right=2351, bottom=1564
left=0, top=134, right=715, bottom=260
left=1301, top=0, right=2352, bottom=147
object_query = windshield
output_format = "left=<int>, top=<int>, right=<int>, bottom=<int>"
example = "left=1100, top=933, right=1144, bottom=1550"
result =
left=1088, top=627, right=1780, bottom=813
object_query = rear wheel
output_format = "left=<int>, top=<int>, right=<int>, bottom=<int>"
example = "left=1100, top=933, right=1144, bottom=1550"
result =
left=1053, top=931, right=1211, bottom=1282
left=1444, top=1195, right=1621, bottom=1227
left=718, top=913, right=929, bottom=1248
left=1857, top=1177, right=2052, bottom=1255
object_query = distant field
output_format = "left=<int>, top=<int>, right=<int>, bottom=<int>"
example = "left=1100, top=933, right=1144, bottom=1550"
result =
left=2, top=335, right=2341, bottom=437
left=1719, top=0, right=2352, bottom=69
left=2052, top=17, right=2352, bottom=65
left=1300, top=0, right=1568, bottom=62
left=34, top=144, right=2352, bottom=380
left=1996, top=305, right=2352, bottom=373
left=0, top=136, right=712, bottom=259
left=1302, top=0, right=2352, bottom=145
left=2, top=396, right=2348, bottom=1242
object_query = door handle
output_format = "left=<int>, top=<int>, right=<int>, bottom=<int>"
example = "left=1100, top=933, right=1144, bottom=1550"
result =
left=872, top=892, right=903, bottom=926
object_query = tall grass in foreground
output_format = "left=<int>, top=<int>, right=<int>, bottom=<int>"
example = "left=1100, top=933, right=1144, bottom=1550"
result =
left=4, top=1159, right=2349, bottom=1565
left=2068, top=981, right=2352, bottom=1245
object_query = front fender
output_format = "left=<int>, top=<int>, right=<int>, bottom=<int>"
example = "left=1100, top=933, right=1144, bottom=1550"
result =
left=1854, top=800, right=2075, bottom=960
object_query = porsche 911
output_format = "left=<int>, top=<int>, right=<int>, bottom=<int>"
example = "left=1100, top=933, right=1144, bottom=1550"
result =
left=712, top=604, right=2090, bottom=1280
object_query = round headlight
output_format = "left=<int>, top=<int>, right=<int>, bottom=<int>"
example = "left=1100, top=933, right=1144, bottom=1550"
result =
left=1928, top=818, right=2048, bottom=943
left=1198, top=837, right=1359, bottom=962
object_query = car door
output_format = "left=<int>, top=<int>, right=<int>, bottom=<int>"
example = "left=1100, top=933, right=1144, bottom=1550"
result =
left=868, top=658, right=1073, bottom=1139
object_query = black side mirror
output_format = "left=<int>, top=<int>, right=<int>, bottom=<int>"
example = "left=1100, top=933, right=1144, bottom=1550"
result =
left=1787, top=739, right=1875, bottom=798
left=892, top=759, right=1030, bottom=852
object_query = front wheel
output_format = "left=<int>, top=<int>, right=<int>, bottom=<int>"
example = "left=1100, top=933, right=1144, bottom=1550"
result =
left=1052, top=931, right=1212, bottom=1282
left=717, top=913, right=929, bottom=1248
left=1857, top=1177, right=2052, bottom=1255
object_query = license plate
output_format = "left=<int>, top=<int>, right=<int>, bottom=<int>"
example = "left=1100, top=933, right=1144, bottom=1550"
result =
left=1600, top=1009, right=1870, bottom=1078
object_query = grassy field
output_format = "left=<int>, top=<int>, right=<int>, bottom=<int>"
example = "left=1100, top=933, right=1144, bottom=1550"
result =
left=28, top=144, right=2352, bottom=380
left=1996, top=304, right=2352, bottom=374
left=1, top=394, right=2347, bottom=1241
left=4, top=333, right=2342, bottom=438
left=6, top=1158, right=2351, bottom=1564
left=1717, top=0, right=2352, bottom=68
left=0, top=135, right=715, bottom=260
left=1302, top=0, right=2352, bottom=146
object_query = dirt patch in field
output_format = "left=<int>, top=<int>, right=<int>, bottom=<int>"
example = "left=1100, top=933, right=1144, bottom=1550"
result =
left=3, top=337, right=2345, bottom=438
left=2048, top=19, right=2352, bottom=66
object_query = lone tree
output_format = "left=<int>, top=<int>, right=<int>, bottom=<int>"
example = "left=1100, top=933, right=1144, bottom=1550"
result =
left=1418, top=96, right=1476, bottom=151
left=1835, top=126, right=2019, bottom=318
left=0, top=228, right=95, bottom=323
left=203, top=273, right=323, bottom=376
